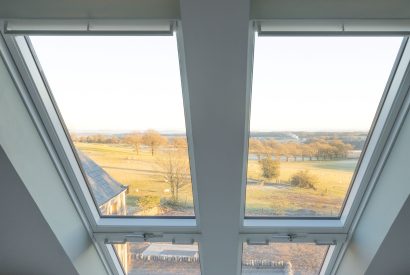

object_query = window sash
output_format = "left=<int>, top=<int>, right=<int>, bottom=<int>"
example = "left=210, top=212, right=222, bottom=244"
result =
left=240, top=28, right=409, bottom=223
left=5, top=28, right=201, bottom=224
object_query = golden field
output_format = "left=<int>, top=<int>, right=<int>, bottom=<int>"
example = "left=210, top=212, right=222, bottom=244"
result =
left=75, top=142, right=356, bottom=217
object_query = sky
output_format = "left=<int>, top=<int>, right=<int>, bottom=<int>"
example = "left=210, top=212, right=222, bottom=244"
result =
left=30, top=35, right=402, bottom=133
left=251, top=36, right=402, bottom=131
left=31, top=35, right=186, bottom=133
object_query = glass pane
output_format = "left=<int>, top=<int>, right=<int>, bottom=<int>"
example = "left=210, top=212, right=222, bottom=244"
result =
left=242, top=243, right=328, bottom=275
left=113, top=242, right=201, bottom=275
left=30, top=35, right=195, bottom=216
left=246, top=36, right=402, bottom=217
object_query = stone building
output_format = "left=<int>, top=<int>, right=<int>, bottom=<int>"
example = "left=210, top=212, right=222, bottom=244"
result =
left=78, top=151, right=129, bottom=272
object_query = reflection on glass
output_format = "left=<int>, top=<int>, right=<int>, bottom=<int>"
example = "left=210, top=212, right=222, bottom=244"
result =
left=30, top=35, right=194, bottom=216
left=113, top=242, right=201, bottom=275
left=242, top=243, right=328, bottom=275
left=246, top=36, right=402, bottom=217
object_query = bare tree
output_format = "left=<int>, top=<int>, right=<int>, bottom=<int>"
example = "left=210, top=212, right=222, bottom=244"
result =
left=302, top=144, right=316, bottom=161
left=285, top=142, right=301, bottom=161
left=171, top=137, right=188, bottom=150
left=157, top=150, right=190, bottom=202
left=124, top=133, right=143, bottom=155
left=249, top=138, right=265, bottom=160
left=142, top=130, right=167, bottom=156
left=330, top=139, right=353, bottom=159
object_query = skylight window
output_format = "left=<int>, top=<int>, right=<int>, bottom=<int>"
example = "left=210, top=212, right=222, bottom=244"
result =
left=113, top=241, right=201, bottom=275
left=242, top=242, right=329, bottom=275
left=6, top=19, right=409, bottom=275
left=245, top=36, right=402, bottom=217
left=30, top=35, right=195, bottom=217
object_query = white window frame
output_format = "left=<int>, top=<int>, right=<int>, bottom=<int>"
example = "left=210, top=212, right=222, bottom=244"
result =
left=0, top=19, right=201, bottom=275
left=1, top=19, right=409, bottom=275
left=241, top=20, right=410, bottom=275
left=241, top=22, right=410, bottom=229
left=1, top=20, right=201, bottom=228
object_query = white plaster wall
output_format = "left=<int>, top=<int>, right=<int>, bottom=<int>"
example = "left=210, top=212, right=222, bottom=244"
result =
left=336, top=103, right=410, bottom=274
left=0, top=43, right=109, bottom=275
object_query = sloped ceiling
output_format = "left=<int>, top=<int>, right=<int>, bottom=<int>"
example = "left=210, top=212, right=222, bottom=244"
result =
left=365, top=196, right=410, bottom=275
left=0, top=146, right=78, bottom=275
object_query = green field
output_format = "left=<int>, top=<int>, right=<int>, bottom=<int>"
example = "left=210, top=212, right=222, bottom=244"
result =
left=76, top=142, right=356, bottom=217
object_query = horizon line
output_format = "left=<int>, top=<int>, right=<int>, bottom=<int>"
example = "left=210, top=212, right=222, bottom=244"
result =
left=70, top=129, right=369, bottom=134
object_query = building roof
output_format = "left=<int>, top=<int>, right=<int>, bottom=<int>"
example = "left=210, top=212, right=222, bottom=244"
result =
left=77, top=150, right=127, bottom=206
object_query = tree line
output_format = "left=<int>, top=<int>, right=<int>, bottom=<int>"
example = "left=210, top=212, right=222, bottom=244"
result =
left=71, top=130, right=188, bottom=156
left=71, top=132, right=354, bottom=161
left=249, top=138, right=354, bottom=161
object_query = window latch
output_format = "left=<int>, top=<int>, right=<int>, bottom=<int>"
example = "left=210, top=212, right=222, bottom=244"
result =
left=126, top=232, right=163, bottom=241
left=247, top=233, right=298, bottom=245
left=270, top=233, right=299, bottom=242
left=104, top=232, right=163, bottom=244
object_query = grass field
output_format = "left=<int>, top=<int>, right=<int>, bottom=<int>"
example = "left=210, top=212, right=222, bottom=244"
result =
left=75, top=142, right=195, bottom=216
left=75, top=142, right=357, bottom=217
left=246, top=158, right=357, bottom=216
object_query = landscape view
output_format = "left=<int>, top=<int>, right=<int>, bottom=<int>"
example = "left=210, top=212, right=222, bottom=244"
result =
left=71, top=131, right=194, bottom=216
left=114, top=242, right=327, bottom=275
left=114, top=242, right=201, bottom=275
left=68, top=129, right=364, bottom=217
left=30, top=34, right=402, bottom=274
left=242, top=243, right=328, bottom=274
left=245, top=131, right=364, bottom=217
left=245, top=36, right=402, bottom=218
